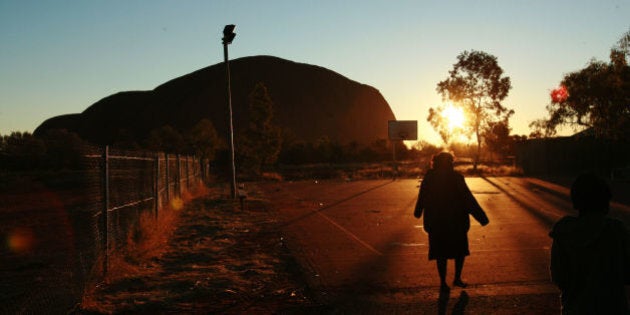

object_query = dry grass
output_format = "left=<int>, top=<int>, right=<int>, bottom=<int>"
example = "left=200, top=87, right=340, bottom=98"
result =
left=455, top=164, right=524, bottom=177
left=77, top=183, right=208, bottom=311
left=261, top=172, right=284, bottom=182
left=278, top=162, right=426, bottom=181
left=276, top=161, right=523, bottom=181
left=0, top=179, right=91, bottom=314
left=76, top=184, right=318, bottom=314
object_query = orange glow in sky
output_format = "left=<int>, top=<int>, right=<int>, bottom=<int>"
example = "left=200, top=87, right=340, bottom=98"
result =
left=0, top=1, right=627, bottom=144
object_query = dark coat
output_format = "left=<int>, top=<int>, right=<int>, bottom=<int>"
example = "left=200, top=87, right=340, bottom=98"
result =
left=550, top=214, right=630, bottom=314
left=414, top=169, right=488, bottom=259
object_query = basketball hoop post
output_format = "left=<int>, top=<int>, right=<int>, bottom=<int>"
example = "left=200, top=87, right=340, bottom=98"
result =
left=387, top=120, right=418, bottom=180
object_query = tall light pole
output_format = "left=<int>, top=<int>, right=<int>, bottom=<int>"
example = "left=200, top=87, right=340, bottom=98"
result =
left=222, top=24, right=237, bottom=199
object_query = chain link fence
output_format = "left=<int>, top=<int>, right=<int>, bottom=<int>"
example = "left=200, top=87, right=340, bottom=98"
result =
left=0, top=144, right=206, bottom=314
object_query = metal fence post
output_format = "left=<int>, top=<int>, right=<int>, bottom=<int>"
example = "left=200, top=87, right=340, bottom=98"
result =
left=185, top=155, right=190, bottom=191
left=176, top=154, right=181, bottom=197
left=197, top=156, right=201, bottom=184
left=165, top=153, right=170, bottom=203
left=154, top=153, right=159, bottom=220
left=201, top=158, right=206, bottom=180
left=102, top=145, right=109, bottom=275
left=195, top=158, right=199, bottom=184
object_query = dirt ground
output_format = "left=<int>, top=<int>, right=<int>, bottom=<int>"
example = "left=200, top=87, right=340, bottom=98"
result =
left=77, top=186, right=325, bottom=314
left=1, top=179, right=93, bottom=314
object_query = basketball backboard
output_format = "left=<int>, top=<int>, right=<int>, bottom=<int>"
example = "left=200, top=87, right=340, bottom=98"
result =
left=388, top=120, right=418, bottom=140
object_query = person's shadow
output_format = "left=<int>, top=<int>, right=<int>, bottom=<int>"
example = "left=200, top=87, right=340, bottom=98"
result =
left=438, top=289, right=469, bottom=315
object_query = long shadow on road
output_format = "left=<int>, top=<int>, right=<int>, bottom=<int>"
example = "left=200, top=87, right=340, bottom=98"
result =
left=274, top=180, right=472, bottom=313
left=277, top=180, right=395, bottom=229
left=273, top=178, right=562, bottom=314
left=481, top=177, right=564, bottom=228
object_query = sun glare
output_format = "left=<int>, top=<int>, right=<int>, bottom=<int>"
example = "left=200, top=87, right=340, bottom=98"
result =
left=442, top=105, right=465, bottom=131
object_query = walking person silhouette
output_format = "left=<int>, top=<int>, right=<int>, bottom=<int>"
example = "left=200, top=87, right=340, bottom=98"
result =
left=550, top=173, right=630, bottom=314
left=414, top=152, right=489, bottom=291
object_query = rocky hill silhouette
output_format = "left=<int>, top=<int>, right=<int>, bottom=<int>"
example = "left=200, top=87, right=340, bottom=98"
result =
left=35, top=56, right=395, bottom=145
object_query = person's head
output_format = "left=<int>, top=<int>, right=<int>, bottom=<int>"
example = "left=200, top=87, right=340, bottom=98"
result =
left=432, top=152, right=454, bottom=170
left=570, top=173, right=612, bottom=214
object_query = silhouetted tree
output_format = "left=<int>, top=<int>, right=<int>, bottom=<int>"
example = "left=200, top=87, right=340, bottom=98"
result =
left=146, top=125, right=185, bottom=154
left=0, top=132, right=46, bottom=170
left=311, top=136, right=335, bottom=163
left=528, top=129, right=545, bottom=139
left=237, top=82, right=282, bottom=174
left=612, top=28, right=630, bottom=64
left=434, top=50, right=513, bottom=170
left=530, top=30, right=630, bottom=139
left=279, top=140, right=314, bottom=164
left=343, top=141, right=362, bottom=162
left=447, top=142, right=474, bottom=161
left=186, top=119, right=224, bottom=162
left=400, top=144, right=420, bottom=161
left=112, top=129, right=140, bottom=149
left=413, top=141, right=443, bottom=160
left=39, top=129, right=86, bottom=169
left=427, top=106, right=451, bottom=145
left=483, top=119, right=512, bottom=161
left=368, top=139, right=390, bottom=162
left=427, top=106, right=466, bottom=145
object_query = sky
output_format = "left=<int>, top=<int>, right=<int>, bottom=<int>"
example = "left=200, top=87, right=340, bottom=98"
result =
left=1, top=0, right=628, bottom=144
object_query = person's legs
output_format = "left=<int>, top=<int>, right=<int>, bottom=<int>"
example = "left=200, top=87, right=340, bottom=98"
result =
left=453, top=256, right=467, bottom=287
left=437, top=259, right=448, bottom=290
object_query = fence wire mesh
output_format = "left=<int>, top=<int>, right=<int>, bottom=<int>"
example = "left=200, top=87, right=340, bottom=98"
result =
left=0, top=144, right=204, bottom=314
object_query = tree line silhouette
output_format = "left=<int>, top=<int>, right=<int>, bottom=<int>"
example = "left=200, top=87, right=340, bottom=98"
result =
left=4, top=29, right=627, bottom=175
left=428, top=30, right=629, bottom=172
left=0, top=82, right=525, bottom=176
left=530, top=29, right=630, bottom=139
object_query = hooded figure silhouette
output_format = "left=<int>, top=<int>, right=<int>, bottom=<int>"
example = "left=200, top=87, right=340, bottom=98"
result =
left=414, top=152, right=489, bottom=290
left=550, top=173, right=630, bottom=314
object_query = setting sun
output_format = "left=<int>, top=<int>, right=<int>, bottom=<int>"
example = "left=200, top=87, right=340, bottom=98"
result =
left=442, top=104, right=466, bottom=131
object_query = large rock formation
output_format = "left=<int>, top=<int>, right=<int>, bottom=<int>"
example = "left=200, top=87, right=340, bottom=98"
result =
left=35, top=55, right=395, bottom=145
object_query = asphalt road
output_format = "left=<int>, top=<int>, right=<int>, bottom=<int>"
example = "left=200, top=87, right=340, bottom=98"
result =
left=258, top=177, right=630, bottom=314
